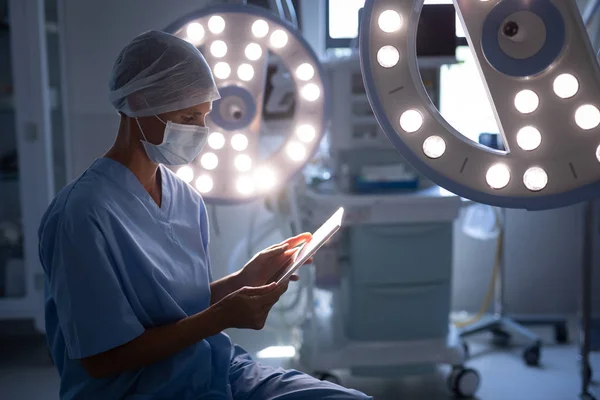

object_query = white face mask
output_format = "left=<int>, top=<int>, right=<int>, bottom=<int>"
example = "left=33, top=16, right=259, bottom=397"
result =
left=136, top=116, right=209, bottom=165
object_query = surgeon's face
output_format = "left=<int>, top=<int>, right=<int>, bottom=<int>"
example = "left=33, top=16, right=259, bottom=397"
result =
left=136, top=102, right=213, bottom=145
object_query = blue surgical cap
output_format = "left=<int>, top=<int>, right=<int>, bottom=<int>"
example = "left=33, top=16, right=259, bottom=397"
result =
left=108, top=30, right=221, bottom=117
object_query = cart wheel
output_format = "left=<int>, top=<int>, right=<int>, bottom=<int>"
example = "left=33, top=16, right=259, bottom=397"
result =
left=523, top=343, right=541, bottom=367
left=491, top=328, right=511, bottom=347
left=554, top=323, right=569, bottom=344
left=447, top=367, right=480, bottom=398
left=314, top=371, right=341, bottom=385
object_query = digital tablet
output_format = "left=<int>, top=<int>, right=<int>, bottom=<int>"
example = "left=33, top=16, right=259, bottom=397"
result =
left=275, top=207, right=344, bottom=285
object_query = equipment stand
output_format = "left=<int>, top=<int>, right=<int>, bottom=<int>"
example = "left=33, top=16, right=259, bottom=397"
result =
left=460, top=208, right=555, bottom=366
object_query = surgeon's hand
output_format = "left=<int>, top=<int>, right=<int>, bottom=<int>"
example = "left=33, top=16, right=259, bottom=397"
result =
left=215, top=282, right=290, bottom=330
left=238, top=233, right=313, bottom=287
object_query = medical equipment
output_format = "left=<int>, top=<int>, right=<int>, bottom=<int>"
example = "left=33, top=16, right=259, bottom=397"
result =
left=274, top=207, right=343, bottom=285
left=164, top=3, right=329, bottom=204
left=359, top=1, right=600, bottom=398
left=280, top=52, right=479, bottom=397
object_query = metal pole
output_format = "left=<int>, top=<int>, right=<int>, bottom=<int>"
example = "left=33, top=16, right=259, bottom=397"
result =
left=269, top=0, right=285, bottom=20
left=580, top=200, right=594, bottom=398
left=282, top=0, right=299, bottom=28
left=493, top=208, right=506, bottom=318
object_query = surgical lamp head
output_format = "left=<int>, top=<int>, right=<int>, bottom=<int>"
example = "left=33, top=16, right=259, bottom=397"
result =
left=163, top=3, right=330, bottom=205
left=360, top=0, right=600, bottom=210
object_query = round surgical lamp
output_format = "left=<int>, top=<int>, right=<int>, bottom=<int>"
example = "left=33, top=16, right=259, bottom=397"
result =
left=360, top=0, right=600, bottom=211
left=165, top=4, right=329, bottom=204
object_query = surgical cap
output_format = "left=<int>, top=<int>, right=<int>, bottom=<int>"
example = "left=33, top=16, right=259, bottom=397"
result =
left=109, top=30, right=221, bottom=117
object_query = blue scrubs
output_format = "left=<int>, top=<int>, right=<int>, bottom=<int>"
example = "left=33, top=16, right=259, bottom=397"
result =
left=39, top=158, right=371, bottom=400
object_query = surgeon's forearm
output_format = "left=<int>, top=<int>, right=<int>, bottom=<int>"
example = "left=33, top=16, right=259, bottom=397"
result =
left=80, top=305, right=228, bottom=379
left=209, top=270, right=243, bottom=305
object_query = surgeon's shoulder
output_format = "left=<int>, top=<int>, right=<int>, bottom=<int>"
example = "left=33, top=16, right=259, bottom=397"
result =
left=41, top=169, right=115, bottom=231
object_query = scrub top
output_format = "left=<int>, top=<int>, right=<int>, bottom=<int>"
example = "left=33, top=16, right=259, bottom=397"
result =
left=38, top=157, right=234, bottom=399
left=39, top=157, right=371, bottom=400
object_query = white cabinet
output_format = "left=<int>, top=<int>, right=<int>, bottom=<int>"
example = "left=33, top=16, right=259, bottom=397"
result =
left=0, top=0, right=67, bottom=332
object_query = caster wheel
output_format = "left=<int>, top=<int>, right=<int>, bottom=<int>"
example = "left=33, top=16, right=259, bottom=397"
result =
left=554, top=323, right=569, bottom=344
left=314, top=371, right=340, bottom=385
left=523, top=343, right=541, bottom=366
left=447, top=367, right=480, bottom=398
left=491, top=328, right=511, bottom=347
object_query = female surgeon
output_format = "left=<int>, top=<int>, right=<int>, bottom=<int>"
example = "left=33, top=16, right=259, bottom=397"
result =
left=38, top=30, right=372, bottom=400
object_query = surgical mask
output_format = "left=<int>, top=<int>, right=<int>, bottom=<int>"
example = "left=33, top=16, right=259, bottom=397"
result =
left=136, top=116, right=208, bottom=165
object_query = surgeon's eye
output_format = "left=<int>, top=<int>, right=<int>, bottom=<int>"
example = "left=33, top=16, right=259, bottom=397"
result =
left=180, top=113, right=202, bottom=124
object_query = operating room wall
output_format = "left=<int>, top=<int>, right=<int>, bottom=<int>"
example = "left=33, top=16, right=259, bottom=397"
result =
left=58, top=0, right=600, bottom=318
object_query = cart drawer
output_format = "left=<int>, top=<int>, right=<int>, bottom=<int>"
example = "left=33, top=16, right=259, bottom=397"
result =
left=348, top=223, right=452, bottom=286
left=344, top=282, right=451, bottom=342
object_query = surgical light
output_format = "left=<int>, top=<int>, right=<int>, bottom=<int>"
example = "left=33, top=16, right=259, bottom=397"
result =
left=516, top=126, right=542, bottom=151
left=210, top=40, right=227, bottom=58
left=296, top=124, right=316, bottom=143
left=176, top=166, right=194, bottom=183
left=237, top=63, right=255, bottom=81
left=270, top=29, right=288, bottom=48
left=166, top=3, right=329, bottom=204
left=575, top=105, right=600, bottom=130
left=376, top=45, right=399, bottom=68
left=201, top=152, right=219, bottom=170
left=214, top=62, right=231, bottom=79
left=378, top=10, right=402, bottom=33
left=523, top=167, right=548, bottom=191
left=359, top=0, right=600, bottom=210
left=208, top=16, right=225, bottom=34
left=208, top=132, right=225, bottom=150
left=486, top=164, right=511, bottom=190
left=234, top=154, right=252, bottom=172
left=195, top=175, right=213, bottom=193
left=399, top=110, right=423, bottom=133
left=553, top=74, right=579, bottom=99
left=245, top=43, right=262, bottom=61
left=423, top=135, right=446, bottom=159
left=301, top=84, right=320, bottom=101
left=286, top=142, right=306, bottom=162
left=236, top=177, right=254, bottom=195
left=231, top=133, right=249, bottom=151
left=296, top=63, right=315, bottom=81
left=514, top=90, right=539, bottom=114
left=252, top=19, right=269, bottom=38
left=254, top=167, right=277, bottom=190
left=186, top=23, right=205, bottom=44
left=596, top=145, right=600, bottom=163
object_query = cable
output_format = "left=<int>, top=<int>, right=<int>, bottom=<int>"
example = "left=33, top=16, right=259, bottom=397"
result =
left=453, top=207, right=503, bottom=328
